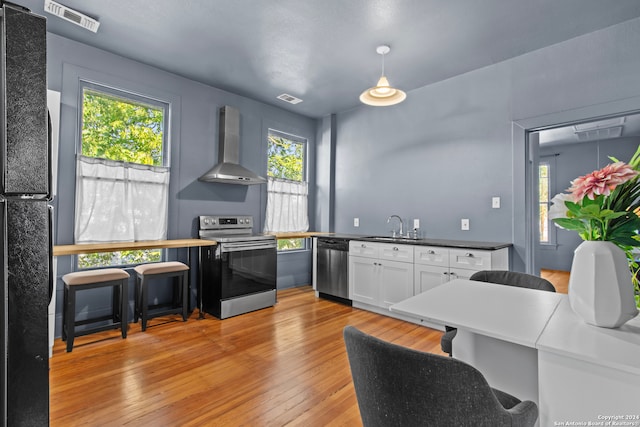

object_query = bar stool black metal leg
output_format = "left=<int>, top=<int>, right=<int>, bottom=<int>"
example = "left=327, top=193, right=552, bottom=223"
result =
left=181, top=272, right=188, bottom=321
left=66, top=287, right=76, bottom=352
left=141, top=278, right=148, bottom=331
left=121, top=279, right=128, bottom=339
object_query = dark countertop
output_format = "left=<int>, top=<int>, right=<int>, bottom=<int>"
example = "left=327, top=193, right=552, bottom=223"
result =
left=314, top=234, right=512, bottom=251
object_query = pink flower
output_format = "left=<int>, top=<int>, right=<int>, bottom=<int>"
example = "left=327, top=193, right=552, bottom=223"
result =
left=568, top=162, right=638, bottom=202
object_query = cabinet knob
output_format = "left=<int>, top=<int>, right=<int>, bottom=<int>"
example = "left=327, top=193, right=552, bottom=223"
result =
left=465, top=252, right=474, bottom=257
left=361, top=244, right=366, bottom=248
left=428, top=250, right=435, bottom=254
left=393, top=247, right=399, bottom=251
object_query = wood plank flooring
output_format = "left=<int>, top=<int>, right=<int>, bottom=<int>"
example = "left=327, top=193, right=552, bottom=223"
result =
left=540, top=269, right=569, bottom=294
left=50, top=287, right=443, bottom=426
left=50, top=270, right=569, bottom=426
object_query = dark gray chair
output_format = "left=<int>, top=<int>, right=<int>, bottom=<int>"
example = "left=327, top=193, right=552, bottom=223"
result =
left=441, top=270, right=556, bottom=356
left=343, top=326, right=539, bottom=427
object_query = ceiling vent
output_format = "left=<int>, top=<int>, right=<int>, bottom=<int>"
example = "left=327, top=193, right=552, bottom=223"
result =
left=277, top=93, right=303, bottom=105
left=575, top=126, right=623, bottom=141
left=44, top=0, right=100, bottom=33
left=574, top=117, right=625, bottom=141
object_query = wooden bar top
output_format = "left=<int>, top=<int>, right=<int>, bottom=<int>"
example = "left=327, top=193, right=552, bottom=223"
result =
left=53, top=239, right=216, bottom=256
left=269, top=232, right=332, bottom=239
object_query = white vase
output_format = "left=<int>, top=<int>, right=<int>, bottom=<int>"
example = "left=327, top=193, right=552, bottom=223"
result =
left=568, top=241, right=638, bottom=328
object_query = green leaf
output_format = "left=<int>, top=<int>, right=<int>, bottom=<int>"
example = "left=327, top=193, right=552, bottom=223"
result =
left=553, top=218, right=587, bottom=232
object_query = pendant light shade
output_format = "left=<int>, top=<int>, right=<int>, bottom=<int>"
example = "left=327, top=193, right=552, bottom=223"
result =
left=359, top=45, right=406, bottom=106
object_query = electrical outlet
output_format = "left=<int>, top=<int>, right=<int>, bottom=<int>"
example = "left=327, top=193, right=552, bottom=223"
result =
left=354, top=217, right=359, bottom=227
left=461, top=218, right=470, bottom=230
left=413, top=219, right=420, bottom=229
left=492, top=197, right=501, bottom=209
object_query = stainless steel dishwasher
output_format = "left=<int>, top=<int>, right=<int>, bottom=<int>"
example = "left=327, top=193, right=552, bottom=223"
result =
left=316, top=237, right=351, bottom=305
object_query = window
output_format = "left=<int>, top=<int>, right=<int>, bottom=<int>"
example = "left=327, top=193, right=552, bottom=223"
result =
left=75, top=83, right=170, bottom=268
left=539, top=157, right=557, bottom=245
left=264, top=130, right=308, bottom=251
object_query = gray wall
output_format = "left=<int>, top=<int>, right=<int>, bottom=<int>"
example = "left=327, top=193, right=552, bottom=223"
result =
left=48, top=33, right=317, bottom=335
left=318, top=16, right=640, bottom=273
left=538, top=137, right=640, bottom=271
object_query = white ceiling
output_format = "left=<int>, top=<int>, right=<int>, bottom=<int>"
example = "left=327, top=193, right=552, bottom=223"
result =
left=17, top=0, right=640, bottom=118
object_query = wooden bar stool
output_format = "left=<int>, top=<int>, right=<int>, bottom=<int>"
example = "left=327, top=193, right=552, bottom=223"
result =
left=62, top=268, right=130, bottom=352
left=133, top=261, right=189, bottom=331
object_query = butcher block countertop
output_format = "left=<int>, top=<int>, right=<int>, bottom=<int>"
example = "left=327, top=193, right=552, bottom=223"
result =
left=268, top=232, right=333, bottom=239
left=53, top=239, right=216, bottom=256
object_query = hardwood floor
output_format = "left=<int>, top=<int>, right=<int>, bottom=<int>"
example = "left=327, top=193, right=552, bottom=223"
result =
left=50, top=286, right=444, bottom=426
left=50, top=270, right=569, bottom=426
left=540, top=269, right=570, bottom=294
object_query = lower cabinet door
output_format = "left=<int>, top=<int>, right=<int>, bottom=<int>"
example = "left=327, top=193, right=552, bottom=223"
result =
left=349, top=256, right=378, bottom=305
left=379, top=259, right=414, bottom=309
left=414, top=264, right=451, bottom=294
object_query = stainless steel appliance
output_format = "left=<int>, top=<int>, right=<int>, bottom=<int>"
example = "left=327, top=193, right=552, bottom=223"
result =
left=0, top=3, right=50, bottom=424
left=316, top=237, right=351, bottom=305
left=198, top=215, right=277, bottom=319
left=198, top=106, right=267, bottom=185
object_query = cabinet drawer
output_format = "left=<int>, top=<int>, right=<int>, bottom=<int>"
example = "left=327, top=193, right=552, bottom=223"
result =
left=414, top=246, right=449, bottom=267
left=379, top=243, right=414, bottom=262
left=449, top=249, right=493, bottom=271
left=349, top=241, right=379, bottom=258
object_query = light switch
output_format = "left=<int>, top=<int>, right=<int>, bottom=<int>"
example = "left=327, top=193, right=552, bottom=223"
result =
left=461, top=219, right=470, bottom=230
left=354, top=217, right=359, bottom=227
left=492, top=197, right=500, bottom=209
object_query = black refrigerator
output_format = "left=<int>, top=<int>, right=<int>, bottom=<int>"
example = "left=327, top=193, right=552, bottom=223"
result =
left=0, top=3, right=50, bottom=426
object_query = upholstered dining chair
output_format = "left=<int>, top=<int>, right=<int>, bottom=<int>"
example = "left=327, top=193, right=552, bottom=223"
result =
left=343, top=326, right=539, bottom=427
left=441, top=270, right=556, bottom=356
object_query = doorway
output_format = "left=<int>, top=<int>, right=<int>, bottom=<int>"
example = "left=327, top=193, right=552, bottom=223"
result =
left=522, top=109, right=640, bottom=276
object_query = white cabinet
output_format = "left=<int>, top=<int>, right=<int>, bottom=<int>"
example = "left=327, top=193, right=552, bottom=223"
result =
left=349, top=241, right=414, bottom=309
left=414, top=246, right=451, bottom=294
left=414, top=246, right=509, bottom=295
left=349, top=254, right=378, bottom=305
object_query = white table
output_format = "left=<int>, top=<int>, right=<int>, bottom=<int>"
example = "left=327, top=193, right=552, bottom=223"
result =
left=390, top=279, right=563, bottom=406
left=536, top=298, right=640, bottom=426
left=390, top=279, right=640, bottom=425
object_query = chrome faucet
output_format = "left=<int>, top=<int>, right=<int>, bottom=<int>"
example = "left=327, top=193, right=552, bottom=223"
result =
left=387, top=215, right=404, bottom=238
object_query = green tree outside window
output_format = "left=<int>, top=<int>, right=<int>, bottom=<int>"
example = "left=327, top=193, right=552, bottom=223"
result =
left=267, top=131, right=307, bottom=251
left=78, top=86, right=167, bottom=268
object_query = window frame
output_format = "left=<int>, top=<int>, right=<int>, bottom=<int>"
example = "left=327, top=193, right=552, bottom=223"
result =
left=266, top=129, right=309, bottom=252
left=75, top=81, right=171, bottom=269
left=78, top=80, right=170, bottom=165
left=539, top=155, right=557, bottom=247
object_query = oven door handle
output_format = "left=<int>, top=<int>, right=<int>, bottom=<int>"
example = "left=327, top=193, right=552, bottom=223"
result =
left=220, top=241, right=277, bottom=252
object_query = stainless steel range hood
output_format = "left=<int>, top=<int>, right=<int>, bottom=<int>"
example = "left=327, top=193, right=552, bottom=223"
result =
left=198, top=106, right=267, bottom=185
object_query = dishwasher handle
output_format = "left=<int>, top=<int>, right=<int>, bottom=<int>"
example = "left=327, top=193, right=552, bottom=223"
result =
left=317, top=239, right=350, bottom=251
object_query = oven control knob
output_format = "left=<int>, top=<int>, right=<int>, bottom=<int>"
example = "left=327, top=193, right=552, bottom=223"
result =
left=212, top=219, right=217, bottom=224
left=239, top=219, right=244, bottom=224
left=203, top=218, right=210, bottom=225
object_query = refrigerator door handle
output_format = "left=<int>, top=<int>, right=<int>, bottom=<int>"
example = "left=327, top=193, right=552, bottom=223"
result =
left=47, top=111, right=52, bottom=201
left=48, top=205, right=53, bottom=303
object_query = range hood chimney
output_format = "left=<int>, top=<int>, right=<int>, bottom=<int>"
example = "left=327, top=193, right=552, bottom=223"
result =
left=198, top=106, right=267, bottom=185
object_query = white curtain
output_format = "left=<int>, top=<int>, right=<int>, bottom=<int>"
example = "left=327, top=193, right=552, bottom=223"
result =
left=74, top=155, right=170, bottom=243
left=264, top=177, right=309, bottom=232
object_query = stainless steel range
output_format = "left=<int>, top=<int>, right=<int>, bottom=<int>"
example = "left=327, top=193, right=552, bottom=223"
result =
left=198, top=215, right=277, bottom=319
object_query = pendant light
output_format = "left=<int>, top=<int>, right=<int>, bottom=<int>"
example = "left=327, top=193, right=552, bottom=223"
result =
left=359, top=45, right=407, bottom=106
